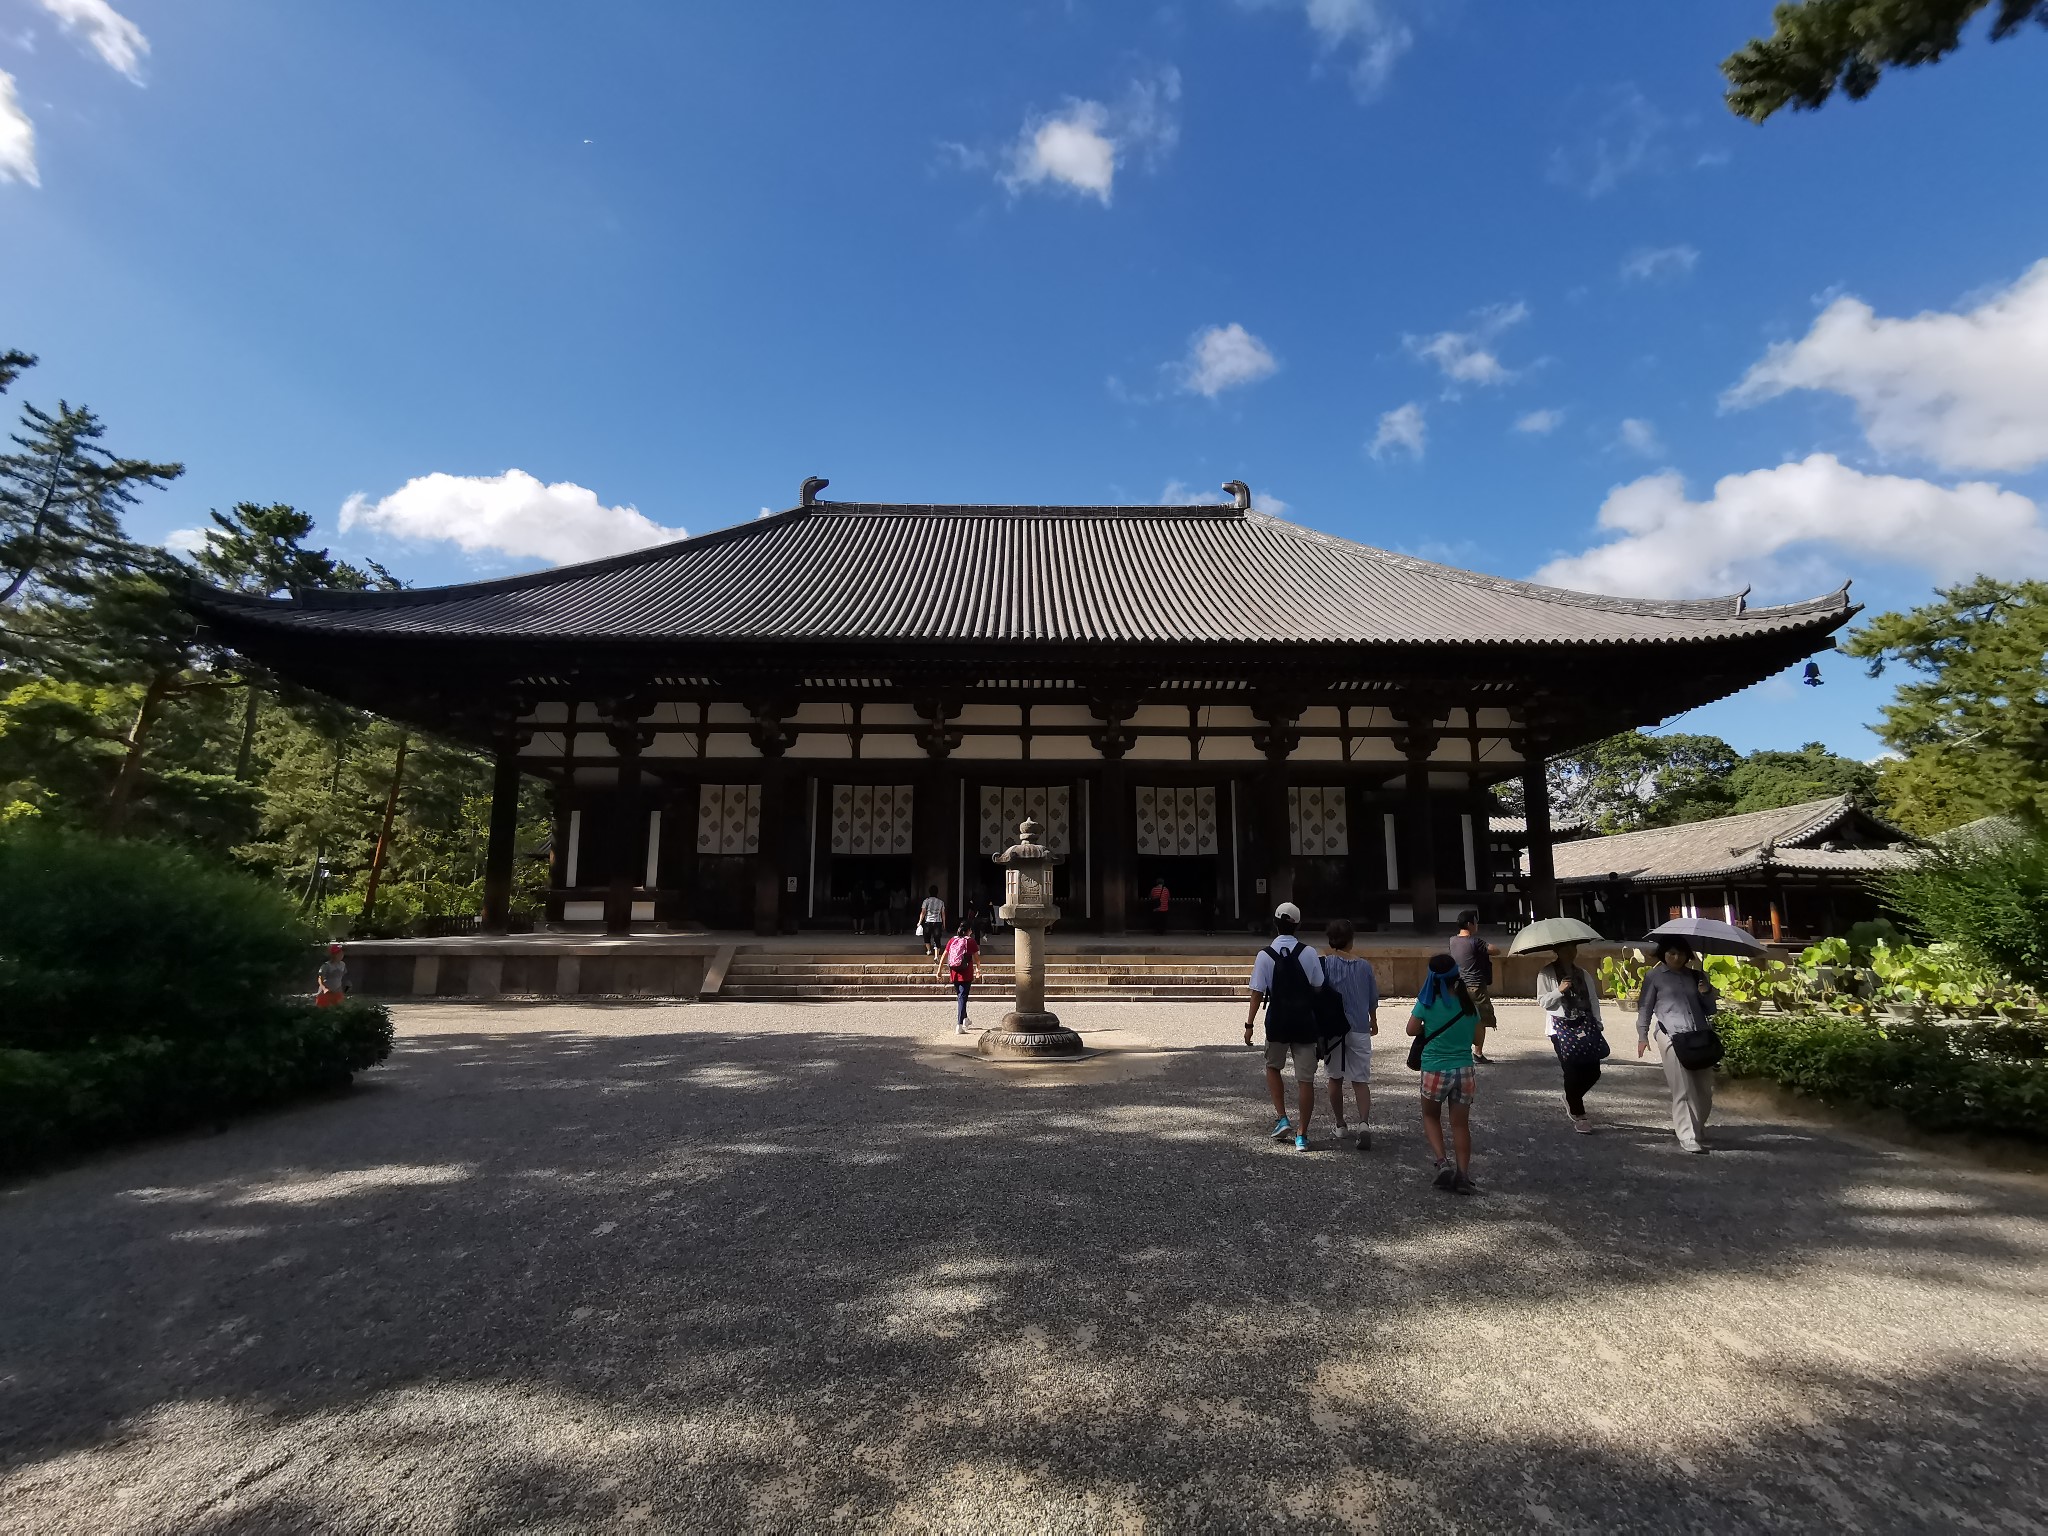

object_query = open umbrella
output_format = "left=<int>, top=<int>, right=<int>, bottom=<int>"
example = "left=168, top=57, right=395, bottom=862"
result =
left=1508, top=917, right=1605, bottom=954
left=1641, top=916, right=1768, bottom=958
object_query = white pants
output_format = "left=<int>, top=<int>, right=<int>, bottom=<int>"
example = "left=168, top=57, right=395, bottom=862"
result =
left=1654, top=1027, right=1715, bottom=1149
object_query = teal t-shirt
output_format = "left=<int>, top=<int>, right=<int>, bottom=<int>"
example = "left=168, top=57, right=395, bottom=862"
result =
left=1413, top=993, right=1477, bottom=1071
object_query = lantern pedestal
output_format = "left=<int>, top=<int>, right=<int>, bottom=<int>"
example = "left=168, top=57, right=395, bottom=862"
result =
left=978, top=816, right=1084, bottom=1059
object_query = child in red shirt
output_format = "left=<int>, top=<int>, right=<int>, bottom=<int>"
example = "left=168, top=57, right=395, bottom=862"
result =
left=940, top=921, right=980, bottom=1035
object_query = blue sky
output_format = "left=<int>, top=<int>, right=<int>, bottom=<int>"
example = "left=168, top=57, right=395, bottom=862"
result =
left=3, top=0, right=2046, bottom=757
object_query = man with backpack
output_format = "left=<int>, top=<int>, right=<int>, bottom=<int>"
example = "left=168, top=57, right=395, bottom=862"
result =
left=1244, top=901, right=1327, bottom=1151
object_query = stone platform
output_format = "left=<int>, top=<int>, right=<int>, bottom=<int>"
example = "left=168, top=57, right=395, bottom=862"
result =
left=339, top=932, right=1632, bottom=1002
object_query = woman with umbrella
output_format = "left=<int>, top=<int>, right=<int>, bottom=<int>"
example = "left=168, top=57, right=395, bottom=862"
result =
left=1514, top=918, right=1609, bottom=1133
left=1637, top=920, right=1746, bottom=1154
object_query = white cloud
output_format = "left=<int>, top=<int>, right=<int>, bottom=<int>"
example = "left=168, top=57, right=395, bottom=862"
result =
left=1179, top=323, right=1279, bottom=398
left=1242, top=0, right=1417, bottom=97
left=163, top=527, right=206, bottom=556
left=1370, top=402, right=1426, bottom=461
left=1159, top=480, right=1289, bottom=514
left=1548, top=86, right=1665, bottom=198
left=1405, top=301, right=1527, bottom=388
left=1621, top=244, right=1699, bottom=282
left=1000, top=68, right=1179, bottom=206
left=339, top=470, right=685, bottom=566
left=1532, top=454, right=2048, bottom=600
left=1723, top=258, right=2048, bottom=474
left=36, top=0, right=147, bottom=80
left=1616, top=417, right=1663, bottom=457
left=0, top=71, right=36, bottom=186
left=1514, top=408, right=1564, bottom=436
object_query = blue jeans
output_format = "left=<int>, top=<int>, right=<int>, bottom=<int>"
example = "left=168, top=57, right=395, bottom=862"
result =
left=955, top=981, right=971, bottom=1025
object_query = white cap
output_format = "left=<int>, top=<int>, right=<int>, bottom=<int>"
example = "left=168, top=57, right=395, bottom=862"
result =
left=1273, top=901, right=1302, bottom=923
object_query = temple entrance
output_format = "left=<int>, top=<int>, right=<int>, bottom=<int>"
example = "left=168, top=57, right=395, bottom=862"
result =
left=973, top=784, right=1075, bottom=919
left=822, top=783, right=916, bottom=930
left=1132, top=785, right=1222, bottom=932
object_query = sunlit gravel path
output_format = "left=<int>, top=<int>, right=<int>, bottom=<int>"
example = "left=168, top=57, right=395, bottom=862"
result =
left=3, top=997, right=2045, bottom=1533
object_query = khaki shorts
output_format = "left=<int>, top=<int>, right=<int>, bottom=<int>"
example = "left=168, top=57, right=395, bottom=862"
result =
left=1471, top=987, right=1497, bottom=1028
left=1263, top=1039, right=1318, bottom=1079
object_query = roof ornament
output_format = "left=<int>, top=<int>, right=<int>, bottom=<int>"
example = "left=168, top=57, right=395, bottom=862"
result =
left=1222, top=480, right=1252, bottom=512
left=801, top=476, right=829, bottom=508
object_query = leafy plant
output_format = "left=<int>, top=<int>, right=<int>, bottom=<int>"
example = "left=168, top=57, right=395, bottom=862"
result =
left=1596, top=951, right=1651, bottom=1001
left=0, top=822, right=315, bottom=1051
left=1883, top=820, right=2048, bottom=991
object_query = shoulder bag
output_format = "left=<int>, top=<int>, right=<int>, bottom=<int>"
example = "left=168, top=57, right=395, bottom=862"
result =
left=1406, top=1001, right=1474, bottom=1072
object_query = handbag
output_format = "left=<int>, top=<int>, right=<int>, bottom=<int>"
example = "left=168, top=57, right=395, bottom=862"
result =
left=1668, top=1027, right=1724, bottom=1071
left=1552, top=980, right=1609, bottom=1066
left=1406, top=1002, right=1473, bottom=1072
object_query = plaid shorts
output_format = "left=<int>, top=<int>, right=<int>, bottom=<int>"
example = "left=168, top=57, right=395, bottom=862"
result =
left=1419, top=1067, right=1477, bottom=1104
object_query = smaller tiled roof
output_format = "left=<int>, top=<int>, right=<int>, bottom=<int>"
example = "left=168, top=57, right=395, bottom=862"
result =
left=1488, top=814, right=1590, bottom=837
left=1551, top=796, right=1913, bottom=886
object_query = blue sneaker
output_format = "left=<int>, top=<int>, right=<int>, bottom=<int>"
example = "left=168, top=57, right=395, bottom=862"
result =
left=1269, top=1117, right=1292, bottom=1139
left=1294, top=1135, right=1310, bottom=1152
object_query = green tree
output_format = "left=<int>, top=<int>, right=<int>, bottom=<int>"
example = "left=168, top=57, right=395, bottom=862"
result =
left=1843, top=577, right=2048, bottom=834
left=186, top=502, right=391, bottom=779
left=1724, top=0, right=2047, bottom=121
left=0, top=360, right=182, bottom=626
left=1527, top=731, right=1740, bottom=832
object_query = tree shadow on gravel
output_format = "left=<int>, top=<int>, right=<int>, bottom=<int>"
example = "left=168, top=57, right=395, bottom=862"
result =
left=3, top=1024, right=2045, bottom=1533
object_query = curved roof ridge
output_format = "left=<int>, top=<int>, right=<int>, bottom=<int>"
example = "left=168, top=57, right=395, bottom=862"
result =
left=1247, top=510, right=1849, bottom=622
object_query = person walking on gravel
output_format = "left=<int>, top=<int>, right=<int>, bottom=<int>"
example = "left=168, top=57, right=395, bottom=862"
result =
left=1319, top=919, right=1380, bottom=1150
left=1638, top=940, right=1721, bottom=1154
left=1537, top=940, right=1608, bottom=1134
left=1407, top=953, right=1480, bottom=1194
left=1448, top=910, right=1498, bottom=1062
left=939, top=919, right=980, bottom=1035
left=1245, top=901, right=1325, bottom=1152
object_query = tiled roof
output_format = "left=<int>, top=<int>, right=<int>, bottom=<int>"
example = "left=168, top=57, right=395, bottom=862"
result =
left=188, top=501, right=1854, bottom=649
left=1551, top=796, right=1912, bottom=886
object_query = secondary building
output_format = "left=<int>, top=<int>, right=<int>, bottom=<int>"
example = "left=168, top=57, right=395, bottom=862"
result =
left=187, top=484, right=1855, bottom=936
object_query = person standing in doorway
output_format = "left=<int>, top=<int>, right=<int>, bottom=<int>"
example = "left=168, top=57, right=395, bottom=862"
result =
left=849, top=881, right=872, bottom=937
left=315, top=943, right=348, bottom=1008
left=1637, top=940, right=1721, bottom=1153
left=1148, top=875, right=1172, bottom=937
left=1448, top=911, right=1498, bottom=1063
left=917, top=886, right=947, bottom=957
left=1536, top=940, right=1607, bottom=1133
left=940, top=919, right=980, bottom=1035
left=1407, top=953, right=1480, bottom=1193
left=1244, top=901, right=1325, bottom=1152
left=1319, top=919, right=1380, bottom=1150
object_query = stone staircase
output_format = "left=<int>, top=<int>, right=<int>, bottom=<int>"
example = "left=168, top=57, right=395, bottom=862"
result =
left=714, top=948, right=1253, bottom=1002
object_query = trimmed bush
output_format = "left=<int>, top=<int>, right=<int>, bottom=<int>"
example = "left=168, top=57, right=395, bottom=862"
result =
left=0, top=998, right=393, bottom=1171
left=0, top=823, right=315, bottom=1051
left=1719, top=1010, right=2048, bottom=1140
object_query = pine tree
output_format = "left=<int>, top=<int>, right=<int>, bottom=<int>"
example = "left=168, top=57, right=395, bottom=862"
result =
left=1724, top=0, right=2047, bottom=121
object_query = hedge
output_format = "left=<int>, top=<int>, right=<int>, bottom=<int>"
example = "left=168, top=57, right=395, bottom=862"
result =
left=1717, top=1010, right=2048, bottom=1141
left=0, top=999, right=394, bottom=1172
left=0, top=824, right=315, bottom=1052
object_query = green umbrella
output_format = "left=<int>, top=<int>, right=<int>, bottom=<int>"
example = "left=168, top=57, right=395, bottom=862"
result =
left=1508, top=917, right=1606, bottom=954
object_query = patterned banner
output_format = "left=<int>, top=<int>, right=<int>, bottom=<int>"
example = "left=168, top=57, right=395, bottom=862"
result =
left=1287, top=786, right=1350, bottom=856
left=1135, top=785, right=1217, bottom=857
left=696, top=783, right=761, bottom=856
left=830, top=784, right=915, bottom=855
left=978, top=785, right=1071, bottom=855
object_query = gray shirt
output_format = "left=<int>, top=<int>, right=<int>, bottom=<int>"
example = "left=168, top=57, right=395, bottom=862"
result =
left=1637, top=964, right=1719, bottom=1042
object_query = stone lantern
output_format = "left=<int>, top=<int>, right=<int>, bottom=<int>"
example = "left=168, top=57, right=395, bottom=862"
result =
left=978, top=815, right=1084, bottom=1058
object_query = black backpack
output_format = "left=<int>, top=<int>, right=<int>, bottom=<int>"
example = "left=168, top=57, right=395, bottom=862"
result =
left=1261, top=944, right=1348, bottom=1046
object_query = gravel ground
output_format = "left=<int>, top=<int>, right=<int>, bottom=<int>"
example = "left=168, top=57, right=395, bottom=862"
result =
left=3, top=997, right=2046, bottom=1534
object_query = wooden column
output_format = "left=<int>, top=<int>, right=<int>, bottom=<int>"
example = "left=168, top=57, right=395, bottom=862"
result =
left=480, top=733, right=524, bottom=934
left=753, top=765, right=788, bottom=935
left=1397, top=702, right=1443, bottom=935
left=1252, top=698, right=1303, bottom=921
left=604, top=731, right=645, bottom=936
left=747, top=702, right=799, bottom=936
left=1522, top=758, right=1559, bottom=921
left=1087, top=699, right=1137, bottom=934
left=1097, top=758, right=1128, bottom=933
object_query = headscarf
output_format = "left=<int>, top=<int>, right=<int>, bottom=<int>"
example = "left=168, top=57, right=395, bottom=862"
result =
left=1416, top=952, right=1460, bottom=1012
